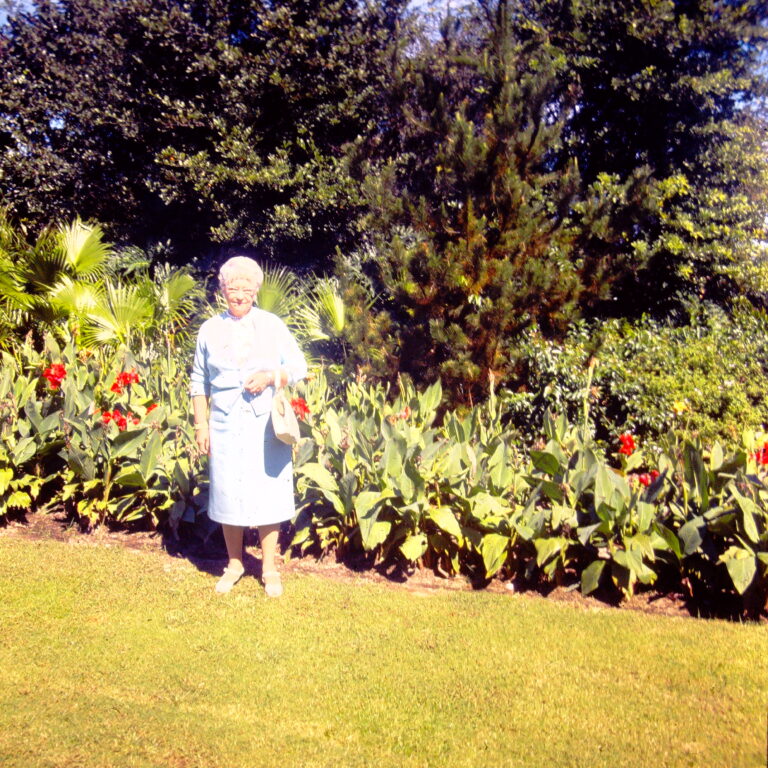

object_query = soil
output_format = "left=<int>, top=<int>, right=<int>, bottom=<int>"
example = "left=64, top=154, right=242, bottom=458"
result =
left=0, top=510, right=761, bottom=624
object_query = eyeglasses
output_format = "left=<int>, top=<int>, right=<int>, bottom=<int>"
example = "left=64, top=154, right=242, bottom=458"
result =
left=225, top=288, right=256, bottom=296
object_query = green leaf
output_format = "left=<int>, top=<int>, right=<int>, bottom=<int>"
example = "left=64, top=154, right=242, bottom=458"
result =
left=357, top=495, right=392, bottom=550
left=112, top=469, right=146, bottom=488
left=480, top=533, right=509, bottom=578
left=539, top=480, right=564, bottom=503
left=720, top=548, right=757, bottom=595
left=139, top=431, right=162, bottom=482
left=534, top=536, right=568, bottom=567
left=581, top=559, right=606, bottom=595
left=23, top=400, right=42, bottom=432
left=732, top=490, right=760, bottom=545
left=298, top=462, right=339, bottom=493
left=427, top=506, right=462, bottom=540
left=399, top=533, right=428, bottom=562
left=6, top=490, right=31, bottom=509
left=710, top=442, right=724, bottom=471
left=0, top=468, right=12, bottom=494
left=530, top=450, right=561, bottom=476
left=111, top=427, right=148, bottom=459
left=678, top=516, right=706, bottom=555
left=11, top=437, right=36, bottom=465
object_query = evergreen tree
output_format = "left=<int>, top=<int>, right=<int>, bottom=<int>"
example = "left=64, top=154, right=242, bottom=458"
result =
left=342, top=1, right=654, bottom=403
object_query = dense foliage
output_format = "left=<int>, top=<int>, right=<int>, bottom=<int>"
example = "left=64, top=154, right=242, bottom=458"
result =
left=504, top=302, right=768, bottom=445
left=336, top=0, right=768, bottom=400
left=0, top=0, right=405, bottom=264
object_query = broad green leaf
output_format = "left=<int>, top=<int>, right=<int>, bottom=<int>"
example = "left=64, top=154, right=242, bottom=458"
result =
left=399, top=533, right=428, bottom=562
left=139, top=431, right=162, bottom=482
left=581, top=559, right=606, bottom=595
left=357, top=497, right=392, bottom=551
left=298, top=462, right=339, bottom=493
left=12, top=437, right=36, bottom=465
left=427, top=506, right=462, bottom=540
left=635, top=501, right=656, bottom=532
left=530, top=450, right=561, bottom=477
left=6, top=490, right=31, bottom=509
left=678, top=516, right=705, bottom=555
left=623, top=451, right=644, bottom=472
left=594, top=465, right=612, bottom=511
left=534, top=536, right=567, bottom=567
left=710, top=442, right=724, bottom=471
left=23, top=401, right=42, bottom=432
left=39, top=411, right=62, bottom=434
left=112, top=469, right=146, bottom=488
left=720, top=548, right=757, bottom=594
left=732, top=490, right=760, bottom=544
left=111, top=427, right=148, bottom=459
left=540, top=480, right=564, bottom=503
left=0, top=468, right=12, bottom=494
left=652, top=522, right=682, bottom=560
left=480, top=533, right=509, bottom=578
left=419, top=380, right=442, bottom=420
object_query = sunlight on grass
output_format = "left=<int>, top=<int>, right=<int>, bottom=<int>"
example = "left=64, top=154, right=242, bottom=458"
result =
left=0, top=538, right=766, bottom=768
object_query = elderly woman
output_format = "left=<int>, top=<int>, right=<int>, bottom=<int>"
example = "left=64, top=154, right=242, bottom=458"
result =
left=190, top=256, right=307, bottom=597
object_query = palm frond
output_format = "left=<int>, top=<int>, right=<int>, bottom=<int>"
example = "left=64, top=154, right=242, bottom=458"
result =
left=80, top=282, right=154, bottom=347
left=296, top=277, right=346, bottom=341
left=57, top=218, right=111, bottom=279
left=48, top=276, right=104, bottom=317
left=257, top=266, right=303, bottom=323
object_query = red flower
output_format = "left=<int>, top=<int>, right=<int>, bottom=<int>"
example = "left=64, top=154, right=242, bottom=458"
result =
left=101, top=411, right=112, bottom=425
left=111, top=369, right=140, bottom=395
left=290, top=397, right=310, bottom=420
left=637, top=473, right=651, bottom=487
left=146, top=403, right=158, bottom=413
left=618, top=432, right=636, bottom=456
left=43, top=363, right=67, bottom=390
left=650, top=470, right=660, bottom=481
left=753, top=442, right=768, bottom=466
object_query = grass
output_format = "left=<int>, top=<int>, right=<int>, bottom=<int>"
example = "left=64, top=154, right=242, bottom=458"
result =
left=0, top=537, right=766, bottom=768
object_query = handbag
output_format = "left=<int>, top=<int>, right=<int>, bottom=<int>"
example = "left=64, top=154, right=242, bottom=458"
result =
left=271, top=387, right=300, bottom=445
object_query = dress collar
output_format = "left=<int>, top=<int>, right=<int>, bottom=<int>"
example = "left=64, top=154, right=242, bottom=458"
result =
left=224, top=307, right=254, bottom=322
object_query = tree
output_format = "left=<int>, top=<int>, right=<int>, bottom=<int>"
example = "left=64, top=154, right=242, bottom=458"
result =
left=529, top=0, right=768, bottom=312
left=0, top=0, right=407, bottom=266
left=341, top=1, right=655, bottom=403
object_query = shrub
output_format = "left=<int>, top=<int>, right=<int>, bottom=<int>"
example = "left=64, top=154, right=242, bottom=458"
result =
left=503, top=302, right=768, bottom=447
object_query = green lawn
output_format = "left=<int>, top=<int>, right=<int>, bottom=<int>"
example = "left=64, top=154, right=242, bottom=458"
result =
left=0, top=537, right=766, bottom=768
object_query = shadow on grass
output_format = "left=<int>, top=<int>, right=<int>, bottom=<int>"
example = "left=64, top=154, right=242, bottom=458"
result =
left=4, top=509, right=765, bottom=622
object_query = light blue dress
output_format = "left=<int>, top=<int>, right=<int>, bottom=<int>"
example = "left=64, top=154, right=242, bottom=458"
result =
left=190, top=307, right=308, bottom=527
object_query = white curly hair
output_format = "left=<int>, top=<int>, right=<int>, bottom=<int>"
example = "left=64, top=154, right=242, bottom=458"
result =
left=218, top=256, right=264, bottom=292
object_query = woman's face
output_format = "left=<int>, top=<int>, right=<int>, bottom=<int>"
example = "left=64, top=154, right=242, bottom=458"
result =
left=223, top=277, right=257, bottom=318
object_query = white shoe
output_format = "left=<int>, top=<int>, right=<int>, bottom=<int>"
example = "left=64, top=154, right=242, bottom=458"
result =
left=215, top=565, right=245, bottom=594
left=262, top=570, right=283, bottom=598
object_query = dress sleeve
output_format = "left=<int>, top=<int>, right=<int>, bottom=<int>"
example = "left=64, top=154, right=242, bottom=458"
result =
left=190, top=325, right=211, bottom=398
left=277, top=319, right=308, bottom=386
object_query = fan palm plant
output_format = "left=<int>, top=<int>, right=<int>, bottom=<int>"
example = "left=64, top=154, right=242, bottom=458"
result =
left=0, top=214, right=112, bottom=335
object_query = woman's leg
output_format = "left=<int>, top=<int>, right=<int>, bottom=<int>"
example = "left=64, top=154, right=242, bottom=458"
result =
left=258, top=523, right=281, bottom=573
left=215, top=523, right=245, bottom=593
left=222, top=523, right=245, bottom=570
left=258, top=523, right=283, bottom=596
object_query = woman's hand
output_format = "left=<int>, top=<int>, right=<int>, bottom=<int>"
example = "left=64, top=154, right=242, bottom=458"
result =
left=195, top=425, right=210, bottom=456
left=243, top=370, right=274, bottom=394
